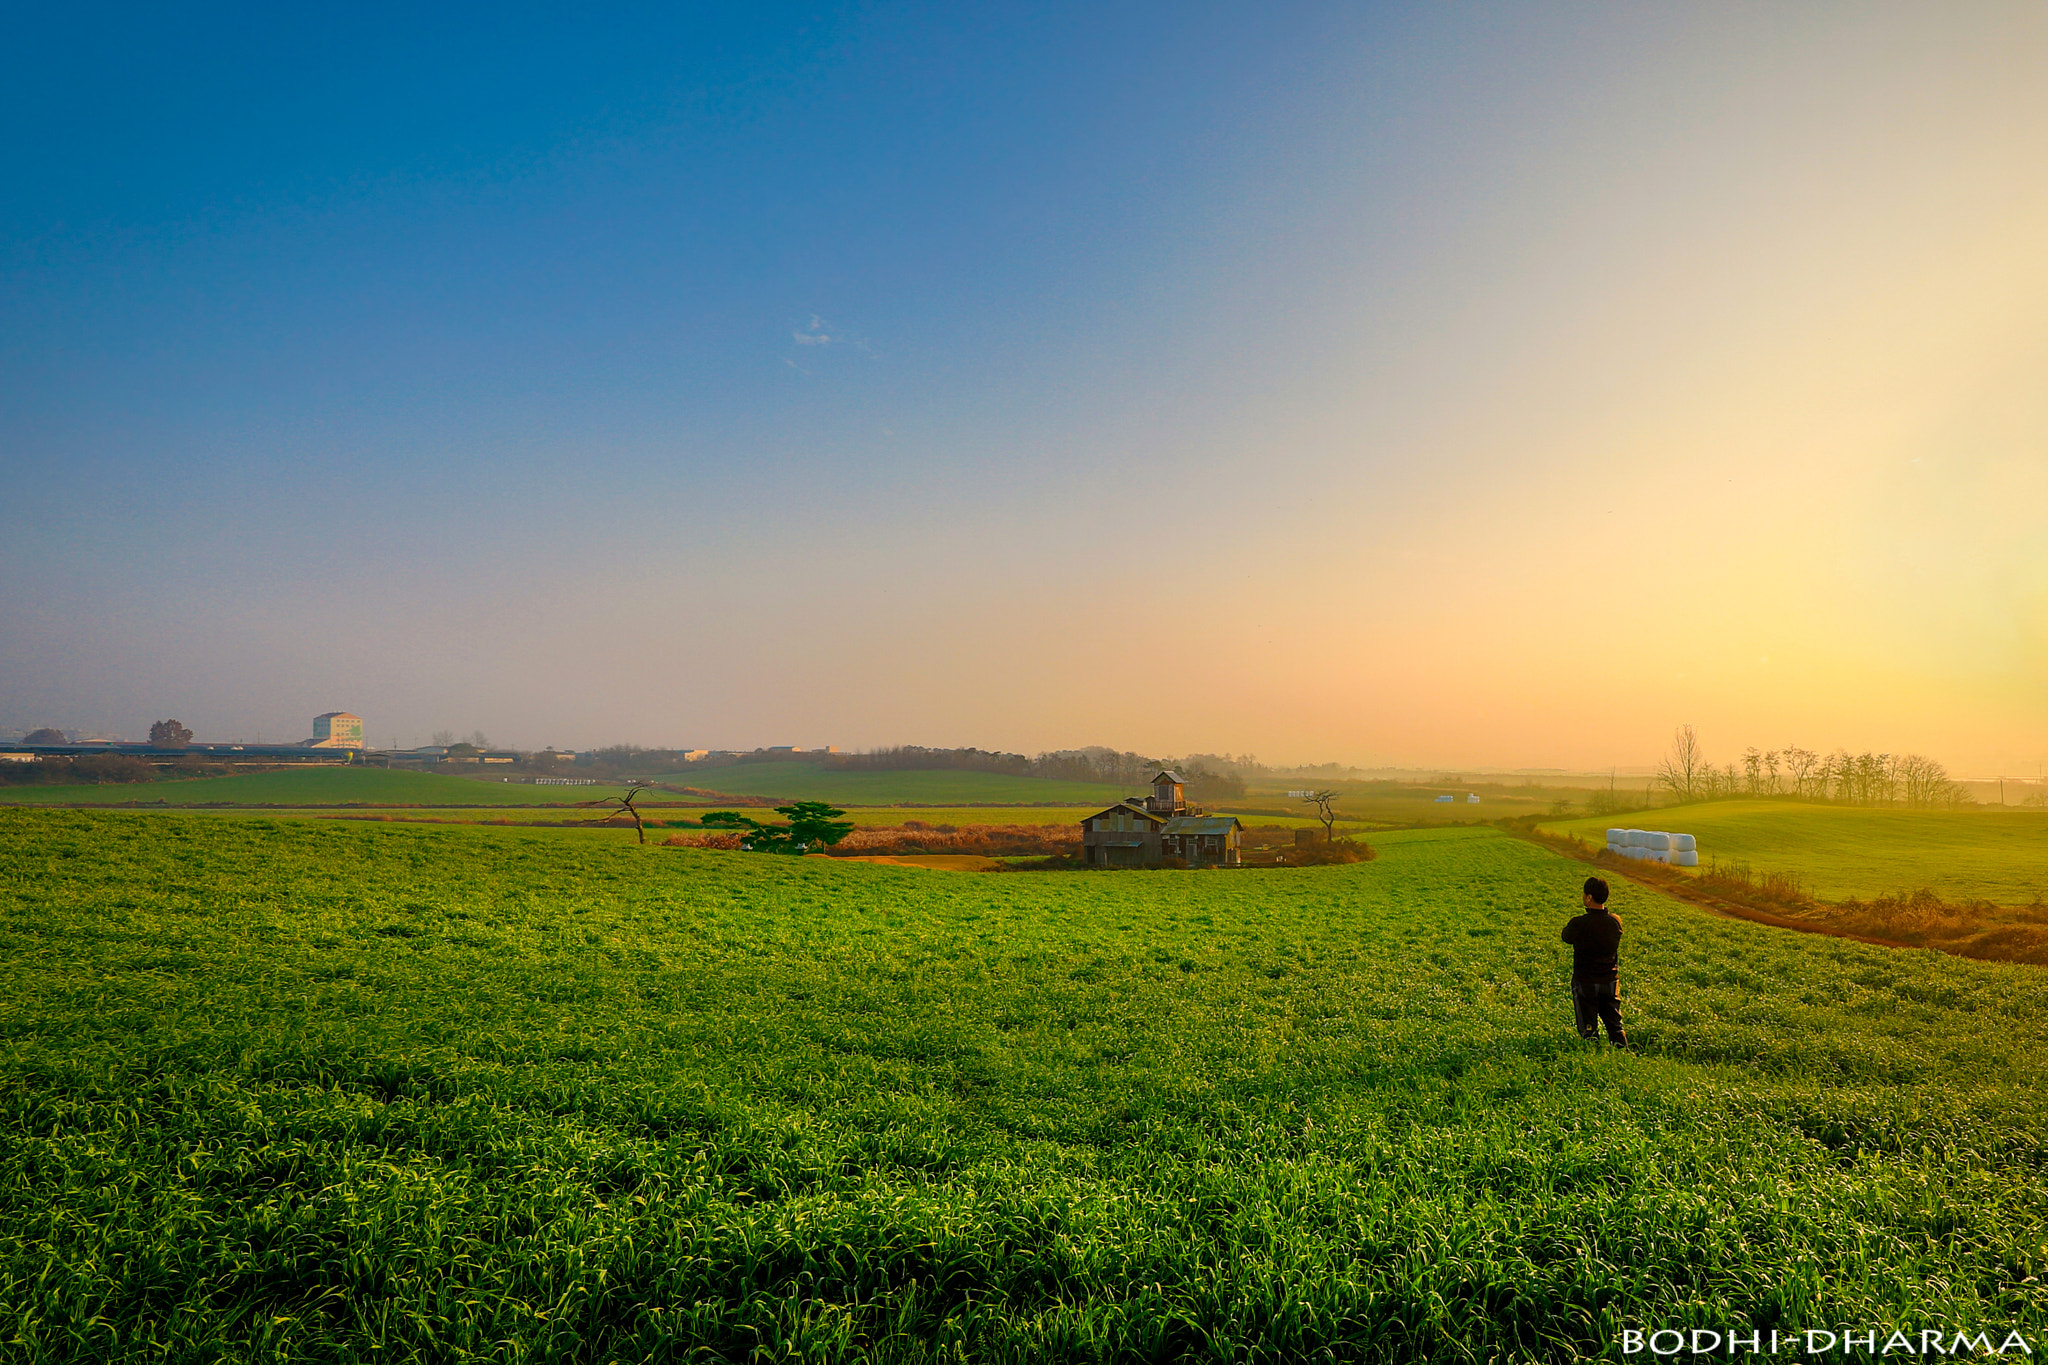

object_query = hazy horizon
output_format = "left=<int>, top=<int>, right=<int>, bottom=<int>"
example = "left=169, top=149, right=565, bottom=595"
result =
left=5, top=3, right=2045, bottom=777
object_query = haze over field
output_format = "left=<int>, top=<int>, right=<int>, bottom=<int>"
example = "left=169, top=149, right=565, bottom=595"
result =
left=3, top=3, right=2044, bottom=773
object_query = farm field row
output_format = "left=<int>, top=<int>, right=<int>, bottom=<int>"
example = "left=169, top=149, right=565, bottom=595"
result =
left=638, top=760, right=1129, bottom=806
left=1, top=764, right=1549, bottom=829
left=58, top=805, right=1117, bottom=830
left=0, top=766, right=651, bottom=807
left=4, top=809, right=2044, bottom=1360
left=1544, top=799, right=2048, bottom=905
left=0, top=764, right=1127, bottom=810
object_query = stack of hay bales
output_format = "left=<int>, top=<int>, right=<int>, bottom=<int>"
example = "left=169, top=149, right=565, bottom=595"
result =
left=1671, top=832, right=1698, bottom=867
left=1603, top=828, right=1698, bottom=866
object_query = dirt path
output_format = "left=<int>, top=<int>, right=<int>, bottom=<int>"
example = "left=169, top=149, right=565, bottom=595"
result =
left=1511, top=829, right=1923, bottom=952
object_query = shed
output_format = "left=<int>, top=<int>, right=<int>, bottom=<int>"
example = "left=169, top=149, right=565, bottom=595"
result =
left=1161, top=815, right=1243, bottom=867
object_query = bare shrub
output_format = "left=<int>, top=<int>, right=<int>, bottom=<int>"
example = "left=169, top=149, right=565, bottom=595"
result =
left=827, top=824, right=1080, bottom=858
left=0, top=755, right=160, bottom=787
left=662, top=832, right=744, bottom=850
left=1692, top=860, right=1816, bottom=913
left=1286, top=838, right=1377, bottom=866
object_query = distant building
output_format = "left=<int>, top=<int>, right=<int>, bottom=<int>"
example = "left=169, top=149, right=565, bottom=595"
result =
left=1466, top=793, right=1480, bottom=804
left=308, top=712, right=364, bottom=749
left=679, top=750, right=709, bottom=762
left=1081, top=770, right=1241, bottom=868
left=379, top=744, right=518, bottom=768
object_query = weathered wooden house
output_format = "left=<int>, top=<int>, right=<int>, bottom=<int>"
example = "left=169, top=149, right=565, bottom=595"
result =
left=1161, top=815, right=1243, bottom=867
left=1079, top=799, right=1166, bottom=867
left=1081, top=770, right=1242, bottom=868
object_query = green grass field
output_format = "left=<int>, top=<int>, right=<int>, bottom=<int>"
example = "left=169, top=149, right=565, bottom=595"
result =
left=0, top=766, right=652, bottom=808
left=645, top=761, right=1129, bottom=806
left=0, top=764, right=1132, bottom=811
left=1545, top=800, right=2048, bottom=905
left=129, top=806, right=1113, bottom=831
left=5, top=809, right=2046, bottom=1361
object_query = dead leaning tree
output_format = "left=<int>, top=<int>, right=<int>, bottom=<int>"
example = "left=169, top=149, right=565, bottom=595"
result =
left=580, top=783, right=652, bottom=844
left=1301, top=790, right=1339, bottom=843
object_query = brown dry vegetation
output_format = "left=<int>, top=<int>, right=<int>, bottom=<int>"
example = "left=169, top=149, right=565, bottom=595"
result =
left=1234, top=827, right=1379, bottom=867
left=826, top=822, right=1081, bottom=858
left=659, top=832, right=745, bottom=850
left=1520, top=824, right=2048, bottom=966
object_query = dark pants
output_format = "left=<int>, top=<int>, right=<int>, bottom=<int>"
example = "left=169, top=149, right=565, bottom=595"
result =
left=1572, top=977, right=1627, bottom=1046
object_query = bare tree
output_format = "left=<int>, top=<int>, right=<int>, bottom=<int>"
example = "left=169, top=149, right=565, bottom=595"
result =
left=1896, top=754, right=1957, bottom=809
left=1301, top=790, right=1339, bottom=843
left=1656, top=726, right=1706, bottom=804
left=1781, top=747, right=1819, bottom=800
left=1819, top=750, right=1851, bottom=802
left=580, top=783, right=651, bottom=844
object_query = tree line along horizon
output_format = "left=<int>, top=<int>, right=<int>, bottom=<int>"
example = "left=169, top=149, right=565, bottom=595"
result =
left=1641, top=725, right=1999, bottom=811
left=4, top=725, right=2027, bottom=811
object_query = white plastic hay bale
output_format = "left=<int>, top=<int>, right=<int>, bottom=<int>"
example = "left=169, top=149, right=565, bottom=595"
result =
left=1671, top=833, right=1696, bottom=852
left=1675, top=850, right=1699, bottom=867
left=1605, top=829, right=1625, bottom=846
left=1626, top=829, right=1648, bottom=847
left=1646, top=832, right=1671, bottom=852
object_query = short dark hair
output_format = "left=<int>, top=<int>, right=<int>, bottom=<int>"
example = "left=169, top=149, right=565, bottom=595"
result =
left=1583, top=876, right=1609, bottom=905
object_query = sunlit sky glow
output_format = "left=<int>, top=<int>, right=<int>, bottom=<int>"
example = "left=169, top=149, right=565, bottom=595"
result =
left=4, top=2, right=2045, bottom=774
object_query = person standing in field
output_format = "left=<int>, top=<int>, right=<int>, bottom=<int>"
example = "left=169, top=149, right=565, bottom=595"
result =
left=1561, top=876, right=1628, bottom=1047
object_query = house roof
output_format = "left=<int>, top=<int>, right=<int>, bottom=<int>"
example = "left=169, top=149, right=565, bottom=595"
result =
left=1081, top=801, right=1165, bottom=825
left=1162, top=815, right=1242, bottom=835
left=1150, top=769, right=1187, bottom=784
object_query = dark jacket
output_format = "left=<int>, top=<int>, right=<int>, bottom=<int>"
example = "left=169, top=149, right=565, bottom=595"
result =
left=1561, top=908, right=1623, bottom=982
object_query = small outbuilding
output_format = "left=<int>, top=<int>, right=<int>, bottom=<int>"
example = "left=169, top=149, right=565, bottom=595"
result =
left=1162, top=815, right=1243, bottom=867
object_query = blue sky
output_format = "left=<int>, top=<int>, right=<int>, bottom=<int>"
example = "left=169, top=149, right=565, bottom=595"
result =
left=5, top=3, right=2045, bottom=772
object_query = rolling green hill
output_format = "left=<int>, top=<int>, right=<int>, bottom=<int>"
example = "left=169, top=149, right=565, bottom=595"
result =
left=1546, top=799, right=2048, bottom=904
left=0, top=766, right=647, bottom=807
left=647, top=760, right=1129, bottom=806
left=5, top=810, right=2045, bottom=1360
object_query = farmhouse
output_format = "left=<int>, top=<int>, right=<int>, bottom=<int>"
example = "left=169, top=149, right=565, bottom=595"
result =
left=1080, top=770, right=1243, bottom=868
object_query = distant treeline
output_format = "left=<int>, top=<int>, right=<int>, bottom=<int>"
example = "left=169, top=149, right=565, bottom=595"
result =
left=822, top=746, right=1249, bottom=799
left=0, top=755, right=235, bottom=787
left=1657, top=728, right=1968, bottom=809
